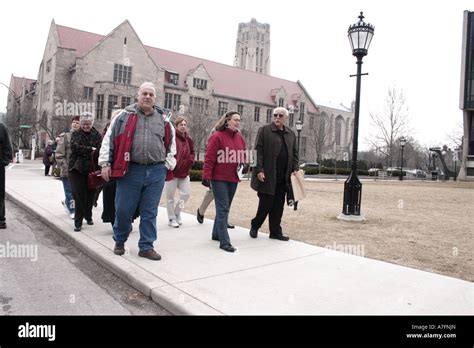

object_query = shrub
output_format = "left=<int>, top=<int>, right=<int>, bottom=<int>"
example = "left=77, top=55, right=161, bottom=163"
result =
left=192, top=161, right=204, bottom=170
left=189, top=170, right=203, bottom=181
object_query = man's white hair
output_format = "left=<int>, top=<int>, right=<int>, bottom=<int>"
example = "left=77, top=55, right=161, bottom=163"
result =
left=138, top=81, right=156, bottom=95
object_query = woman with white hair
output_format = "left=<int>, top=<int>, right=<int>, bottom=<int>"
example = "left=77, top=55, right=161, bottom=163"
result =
left=68, top=112, right=102, bottom=232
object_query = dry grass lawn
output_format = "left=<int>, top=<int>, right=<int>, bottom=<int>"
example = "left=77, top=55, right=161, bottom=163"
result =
left=160, top=178, right=474, bottom=282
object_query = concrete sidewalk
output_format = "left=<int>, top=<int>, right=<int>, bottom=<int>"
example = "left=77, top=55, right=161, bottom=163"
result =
left=5, top=160, right=473, bottom=315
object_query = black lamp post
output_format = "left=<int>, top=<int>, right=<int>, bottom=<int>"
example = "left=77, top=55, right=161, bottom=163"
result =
left=295, top=119, right=303, bottom=160
left=339, top=12, right=374, bottom=220
left=399, top=136, right=406, bottom=181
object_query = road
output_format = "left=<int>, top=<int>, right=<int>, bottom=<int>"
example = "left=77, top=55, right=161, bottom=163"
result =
left=0, top=199, right=170, bottom=315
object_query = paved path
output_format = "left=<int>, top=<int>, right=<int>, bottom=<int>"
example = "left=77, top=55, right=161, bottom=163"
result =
left=5, top=160, right=473, bottom=315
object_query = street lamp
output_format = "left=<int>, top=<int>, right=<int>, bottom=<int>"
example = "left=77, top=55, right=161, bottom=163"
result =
left=295, top=119, right=303, bottom=160
left=399, top=136, right=406, bottom=181
left=338, top=12, right=374, bottom=221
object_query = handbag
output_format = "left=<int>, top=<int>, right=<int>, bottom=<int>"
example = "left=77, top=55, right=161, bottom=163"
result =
left=87, top=151, right=106, bottom=189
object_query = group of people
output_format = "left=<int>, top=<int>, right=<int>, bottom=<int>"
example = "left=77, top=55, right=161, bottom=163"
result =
left=43, top=81, right=300, bottom=260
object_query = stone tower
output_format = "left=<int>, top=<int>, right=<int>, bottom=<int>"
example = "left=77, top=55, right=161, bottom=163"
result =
left=234, top=18, right=270, bottom=75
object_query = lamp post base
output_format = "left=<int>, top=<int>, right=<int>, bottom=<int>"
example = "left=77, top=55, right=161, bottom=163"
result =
left=337, top=213, right=366, bottom=222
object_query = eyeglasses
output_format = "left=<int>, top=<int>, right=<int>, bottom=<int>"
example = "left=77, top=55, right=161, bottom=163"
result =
left=273, top=113, right=285, bottom=118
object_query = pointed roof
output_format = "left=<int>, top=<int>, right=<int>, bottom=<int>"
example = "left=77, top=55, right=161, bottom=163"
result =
left=54, top=22, right=318, bottom=112
left=10, top=75, right=37, bottom=97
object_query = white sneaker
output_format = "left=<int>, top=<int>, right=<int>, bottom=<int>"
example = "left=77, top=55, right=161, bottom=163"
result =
left=168, top=219, right=179, bottom=228
left=176, top=215, right=183, bottom=226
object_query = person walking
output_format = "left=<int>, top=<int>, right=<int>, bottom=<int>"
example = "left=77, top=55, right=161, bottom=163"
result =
left=165, top=116, right=195, bottom=228
left=68, top=112, right=102, bottom=232
left=249, top=107, right=299, bottom=241
left=203, top=110, right=246, bottom=252
left=99, top=82, right=176, bottom=261
left=43, top=140, right=54, bottom=176
left=55, top=116, right=80, bottom=219
left=0, top=123, right=13, bottom=229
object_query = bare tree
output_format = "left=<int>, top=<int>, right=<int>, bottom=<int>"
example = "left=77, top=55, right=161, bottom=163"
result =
left=308, top=115, right=331, bottom=172
left=367, top=86, right=410, bottom=168
left=444, top=122, right=463, bottom=149
left=186, top=104, right=216, bottom=161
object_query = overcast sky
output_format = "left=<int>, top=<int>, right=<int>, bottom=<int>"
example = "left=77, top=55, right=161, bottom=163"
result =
left=0, top=0, right=471, bottom=150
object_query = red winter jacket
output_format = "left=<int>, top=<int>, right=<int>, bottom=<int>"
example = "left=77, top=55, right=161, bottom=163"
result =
left=168, top=130, right=195, bottom=180
left=203, top=128, right=246, bottom=183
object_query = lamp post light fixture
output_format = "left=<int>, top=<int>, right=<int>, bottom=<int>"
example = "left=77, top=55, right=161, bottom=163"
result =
left=338, top=11, right=374, bottom=222
left=399, top=136, right=406, bottom=181
left=295, top=119, right=304, bottom=160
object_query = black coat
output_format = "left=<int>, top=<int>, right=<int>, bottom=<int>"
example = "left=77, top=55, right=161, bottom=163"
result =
left=251, top=123, right=299, bottom=195
left=69, top=127, right=102, bottom=175
left=0, top=123, right=13, bottom=166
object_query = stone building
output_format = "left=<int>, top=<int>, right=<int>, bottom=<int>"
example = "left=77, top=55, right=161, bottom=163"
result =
left=6, top=19, right=354, bottom=162
left=234, top=18, right=271, bottom=75
left=459, top=10, right=474, bottom=180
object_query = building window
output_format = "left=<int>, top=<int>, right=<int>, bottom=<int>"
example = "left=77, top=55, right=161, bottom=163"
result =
left=164, top=93, right=181, bottom=111
left=46, top=59, right=52, bottom=73
left=302, top=137, right=307, bottom=158
left=309, top=116, right=314, bottom=130
left=254, top=107, right=260, bottom=122
left=107, top=95, right=118, bottom=119
left=289, top=113, right=294, bottom=128
left=260, top=48, right=264, bottom=73
left=237, top=104, right=244, bottom=116
left=96, top=94, right=104, bottom=119
left=189, top=96, right=209, bottom=114
left=300, top=102, right=305, bottom=123
left=43, top=81, right=50, bottom=101
left=83, top=87, right=94, bottom=100
left=266, top=109, right=272, bottom=123
left=278, top=98, right=284, bottom=107
left=167, top=72, right=179, bottom=85
left=193, top=78, right=207, bottom=90
left=335, top=117, right=343, bottom=146
left=218, top=102, right=228, bottom=116
left=113, top=64, right=132, bottom=84
left=121, top=96, right=131, bottom=109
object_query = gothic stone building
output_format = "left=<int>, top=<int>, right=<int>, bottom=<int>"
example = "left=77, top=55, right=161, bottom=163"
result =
left=7, top=19, right=354, bottom=162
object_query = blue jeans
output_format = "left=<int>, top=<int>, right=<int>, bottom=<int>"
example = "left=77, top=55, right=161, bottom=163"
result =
left=61, top=177, right=75, bottom=214
left=211, top=180, right=237, bottom=247
left=113, top=163, right=166, bottom=252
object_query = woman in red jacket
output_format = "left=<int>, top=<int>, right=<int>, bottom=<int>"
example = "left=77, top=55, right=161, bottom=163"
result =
left=203, top=110, right=246, bottom=252
left=165, top=116, right=195, bottom=227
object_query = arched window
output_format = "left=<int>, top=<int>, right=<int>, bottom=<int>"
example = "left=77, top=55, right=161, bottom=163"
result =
left=335, top=116, right=343, bottom=146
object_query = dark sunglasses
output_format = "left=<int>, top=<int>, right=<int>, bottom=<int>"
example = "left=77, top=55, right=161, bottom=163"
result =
left=273, top=113, right=285, bottom=118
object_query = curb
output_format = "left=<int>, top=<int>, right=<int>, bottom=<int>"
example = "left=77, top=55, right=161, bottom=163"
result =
left=6, top=187, right=220, bottom=315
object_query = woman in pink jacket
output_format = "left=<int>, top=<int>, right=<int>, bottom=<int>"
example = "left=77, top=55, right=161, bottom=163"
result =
left=203, top=111, right=246, bottom=252
left=165, top=116, right=195, bottom=227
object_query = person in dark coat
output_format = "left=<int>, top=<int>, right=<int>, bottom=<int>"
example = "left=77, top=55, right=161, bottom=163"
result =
left=249, top=106, right=299, bottom=241
left=68, top=112, right=102, bottom=232
left=0, top=123, right=13, bottom=229
left=42, top=140, right=54, bottom=176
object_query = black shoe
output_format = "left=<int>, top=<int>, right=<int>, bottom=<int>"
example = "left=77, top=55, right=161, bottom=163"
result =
left=114, top=242, right=125, bottom=256
left=138, top=249, right=162, bottom=261
left=227, top=223, right=235, bottom=229
left=0, top=221, right=6, bottom=229
left=249, top=227, right=258, bottom=238
left=220, top=244, right=236, bottom=252
left=86, top=219, right=94, bottom=225
left=197, top=209, right=204, bottom=224
left=74, top=225, right=82, bottom=232
left=269, top=234, right=289, bottom=241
